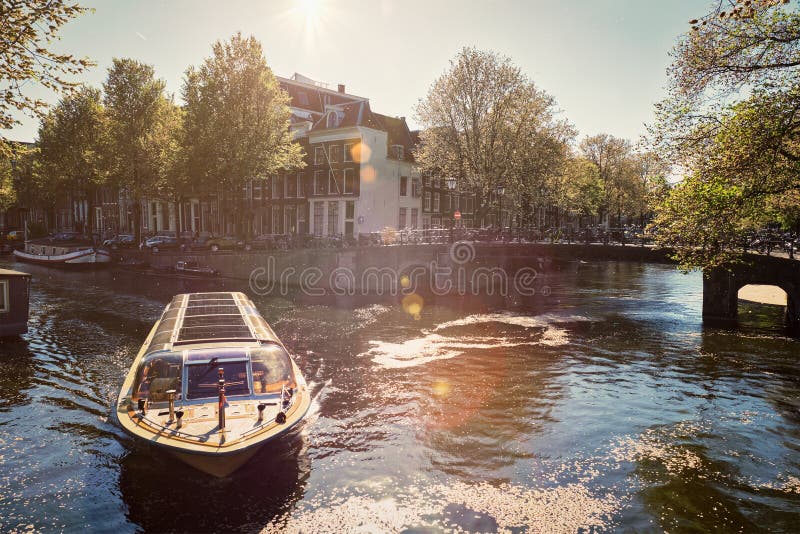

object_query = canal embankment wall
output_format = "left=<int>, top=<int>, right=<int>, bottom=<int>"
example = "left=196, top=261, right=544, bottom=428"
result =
left=121, top=243, right=675, bottom=295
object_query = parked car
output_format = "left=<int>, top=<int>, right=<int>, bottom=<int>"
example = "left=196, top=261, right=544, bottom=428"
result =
left=51, top=231, right=83, bottom=242
left=204, top=234, right=244, bottom=252
left=6, top=230, right=24, bottom=241
left=145, top=234, right=178, bottom=253
left=103, top=234, right=135, bottom=249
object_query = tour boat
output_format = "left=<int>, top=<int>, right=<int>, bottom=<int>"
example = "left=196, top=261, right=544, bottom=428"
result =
left=14, top=238, right=111, bottom=266
left=115, top=292, right=311, bottom=477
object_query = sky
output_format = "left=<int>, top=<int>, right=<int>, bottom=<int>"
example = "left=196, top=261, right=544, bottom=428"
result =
left=8, top=0, right=702, bottom=144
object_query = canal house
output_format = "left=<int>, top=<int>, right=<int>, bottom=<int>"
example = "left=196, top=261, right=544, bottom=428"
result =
left=0, top=268, right=32, bottom=337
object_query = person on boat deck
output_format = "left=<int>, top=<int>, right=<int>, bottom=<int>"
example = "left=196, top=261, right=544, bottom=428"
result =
left=136, top=358, right=175, bottom=401
left=252, top=362, right=268, bottom=394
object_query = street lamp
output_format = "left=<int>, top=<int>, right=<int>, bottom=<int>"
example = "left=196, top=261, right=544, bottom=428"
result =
left=496, top=183, right=505, bottom=231
left=445, top=177, right=458, bottom=239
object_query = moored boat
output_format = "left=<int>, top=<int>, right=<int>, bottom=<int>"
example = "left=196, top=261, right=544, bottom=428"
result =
left=13, top=235, right=111, bottom=266
left=115, top=292, right=311, bottom=477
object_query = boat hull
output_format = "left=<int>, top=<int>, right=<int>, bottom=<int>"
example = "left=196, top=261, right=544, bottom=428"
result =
left=14, top=248, right=110, bottom=266
left=118, top=386, right=311, bottom=477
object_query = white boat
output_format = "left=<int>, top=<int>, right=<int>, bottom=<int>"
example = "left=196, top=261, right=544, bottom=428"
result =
left=115, top=292, right=311, bottom=477
left=14, top=239, right=111, bottom=265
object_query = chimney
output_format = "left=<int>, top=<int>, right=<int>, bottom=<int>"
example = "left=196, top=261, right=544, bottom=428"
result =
left=400, top=116, right=406, bottom=122
left=338, top=84, right=346, bottom=94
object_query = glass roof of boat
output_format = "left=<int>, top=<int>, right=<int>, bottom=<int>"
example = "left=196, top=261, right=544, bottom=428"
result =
left=143, top=292, right=282, bottom=355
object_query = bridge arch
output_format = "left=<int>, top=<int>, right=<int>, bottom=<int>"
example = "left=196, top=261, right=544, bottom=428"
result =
left=703, top=255, right=800, bottom=333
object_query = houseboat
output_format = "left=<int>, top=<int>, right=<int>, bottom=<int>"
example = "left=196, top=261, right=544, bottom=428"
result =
left=0, top=268, right=31, bottom=337
left=115, top=292, right=311, bottom=477
left=14, top=234, right=111, bottom=266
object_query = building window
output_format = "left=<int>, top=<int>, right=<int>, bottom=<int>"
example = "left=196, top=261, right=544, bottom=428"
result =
left=273, top=175, right=283, bottom=199
left=391, top=145, right=404, bottom=159
left=433, top=193, right=440, bottom=213
left=253, top=179, right=263, bottom=200
left=399, top=208, right=407, bottom=229
left=298, top=204, right=307, bottom=234
left=400, top=176, right=408, bottom=196
left=314, top=171, right=326, bottom=195
left=432, top=217, right=441, bottom=228
left=411, top=208, right=418, bottom=229
left=452, top=193, right=459, bottom=211
left=465, top=196, right=474, bottom=214
left=297, top=173, right=306, bottom=198
left=423, top=174, right=431, bottom=187
left=285, top=205, right=296, bottom=234
left=273, top=205, right=283, bottom=234
left=327, top=112, right=340, bottom=128
left=445, top=194, right=450, bottom=212
left=313, top=202, right=324, bottom=236
left=298, top=92, right=309, bottom=106
left=0, top=279, right=8, bottom=314
left=286, top=174, right=297, bottom=198
left=328, top=201, right=339, bottom=235
left=345, top=201, right=355, bottom=220
left=344, top=142, right=354, bottom=162
left=411, top=178, right=420, bottom=197
left=424, top=191, right=431, bottom=211
left=344, top=168, right=355, bottom=194
left=329, top=170, right=342, bottom=195
left=433, top=177, right=440, bottom=189
left=314, top=146, right=325, bottom=165
left=329, top=145, right=340, bottom=163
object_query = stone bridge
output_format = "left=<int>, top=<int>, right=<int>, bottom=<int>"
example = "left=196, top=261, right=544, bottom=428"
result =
left=703, top=254, right=800, bottom=332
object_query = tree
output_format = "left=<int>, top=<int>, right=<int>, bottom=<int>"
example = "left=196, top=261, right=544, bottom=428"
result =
left=558, top=157, right=604, bottom=224
left=103, top=58, right=179, bottom=244
left=651, top=0, right=800, bottom=269
left=414, top=47, right=572, bottom=226
left=182, top=33, right=304, bottom=236
left=0, top=152, right=17, bottom=213
left=0, top=1, right=94, bottom=156
left=36, top=86, right=107, bottom=231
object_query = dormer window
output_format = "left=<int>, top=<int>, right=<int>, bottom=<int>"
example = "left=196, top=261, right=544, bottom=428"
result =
left=391, top=145, right=404, bottom=159
left=327, top=111, right=341, bottom=128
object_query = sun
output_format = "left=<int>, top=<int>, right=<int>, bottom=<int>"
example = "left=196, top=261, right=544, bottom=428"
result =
left=297, top=0, right=318, bottom=19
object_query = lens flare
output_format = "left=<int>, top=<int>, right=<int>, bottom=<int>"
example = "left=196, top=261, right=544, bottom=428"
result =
left=402, top=293, right=424, bottom=320
left=432, top=380, right=451, bottom=397
left=350, top=142, right=371, bottom=162
left=362, top=165, right=376, bottom=183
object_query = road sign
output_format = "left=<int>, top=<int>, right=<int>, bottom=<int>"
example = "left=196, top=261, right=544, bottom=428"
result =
left=454, top=211, right=461, bottom=220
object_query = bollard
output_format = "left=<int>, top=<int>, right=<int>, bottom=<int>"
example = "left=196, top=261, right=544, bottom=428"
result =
left=166, top=389, right=176, bottom=423
left=218, top=368, right=226, bottom=431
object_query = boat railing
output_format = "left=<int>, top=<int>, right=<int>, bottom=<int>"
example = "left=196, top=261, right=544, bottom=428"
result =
left=136, top=412, right=216, bottom=443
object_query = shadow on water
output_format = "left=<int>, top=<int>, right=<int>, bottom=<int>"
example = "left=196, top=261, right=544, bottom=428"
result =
left=0, top=337, right=35, bottom=412
left=118, top=430, right=310, bottom=533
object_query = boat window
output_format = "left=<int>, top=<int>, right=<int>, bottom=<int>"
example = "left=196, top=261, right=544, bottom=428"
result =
left=186, top=361, right=250, bottom=400
left=250, top=345, right=294, bottom=395
left=132, top=352, right=183, bottom=403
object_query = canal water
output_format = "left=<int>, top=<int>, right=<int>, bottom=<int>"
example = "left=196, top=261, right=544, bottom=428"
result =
left=0, top=260, right=798, bottom=532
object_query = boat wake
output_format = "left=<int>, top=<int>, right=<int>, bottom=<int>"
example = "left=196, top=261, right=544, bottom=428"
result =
left=362, top=312, right=592, bottom=369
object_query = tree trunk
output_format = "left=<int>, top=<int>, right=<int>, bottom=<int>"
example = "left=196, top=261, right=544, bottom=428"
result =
left=133, top=199, right=142, bottom=247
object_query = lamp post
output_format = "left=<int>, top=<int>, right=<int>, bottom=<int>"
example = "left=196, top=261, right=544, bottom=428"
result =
left=445, top=177, right=457, bottom=241
left=496, top=183, right=505, bottom=236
